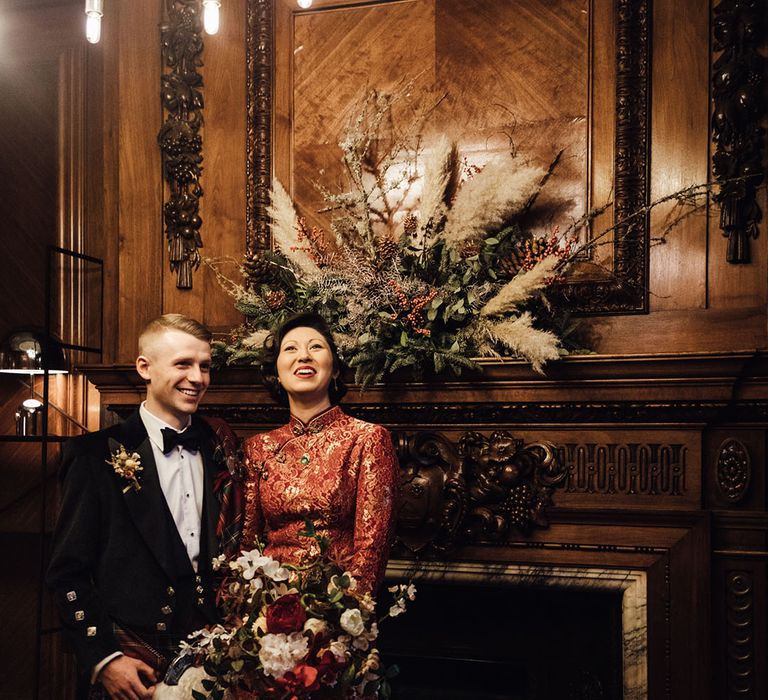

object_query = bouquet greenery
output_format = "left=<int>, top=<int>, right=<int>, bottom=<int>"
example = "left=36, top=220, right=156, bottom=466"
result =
left=181, top=525, right=414, bottom=700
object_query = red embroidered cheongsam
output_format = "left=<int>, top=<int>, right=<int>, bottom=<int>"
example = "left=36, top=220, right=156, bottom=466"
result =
left=242, top=406, right=399, bottom=593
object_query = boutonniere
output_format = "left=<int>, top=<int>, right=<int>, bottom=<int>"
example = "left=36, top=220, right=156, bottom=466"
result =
left=106, top=440, right=143, bottom=494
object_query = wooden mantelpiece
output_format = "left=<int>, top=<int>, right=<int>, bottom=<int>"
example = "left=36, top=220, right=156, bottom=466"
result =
left=84, top=351, right=768, bottom=699
left=86, top=350, right=768, bottom=423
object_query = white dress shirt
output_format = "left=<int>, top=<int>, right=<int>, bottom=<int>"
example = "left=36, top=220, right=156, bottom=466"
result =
left=139, top=402, right=205, bottom=571
left=93, top=404, right=205, bottom=682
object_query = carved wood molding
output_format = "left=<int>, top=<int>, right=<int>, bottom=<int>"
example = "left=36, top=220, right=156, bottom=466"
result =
left=715, top=438, right=751, bottom=504
left=245, top=0, right=273, bottom=252
left=158, top=0, right=205, bottom=289
left=179, top=400, right=768, bottom=426
left=725, top=570, right=755, bottom=696
left=712, top=0, right=766, bottom=264
left=561, top=442, right=687, bottom=498
left=551, top=0, right=650, bottom=314
left=393, top=430, right=566, bottom=554
left=245, top=0, right=651, bottom=314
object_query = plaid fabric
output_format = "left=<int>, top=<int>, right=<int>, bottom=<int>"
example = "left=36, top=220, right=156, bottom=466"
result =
left=87, top=624, right=181, bottom=699
left=202, top=416, right=246, bottom=558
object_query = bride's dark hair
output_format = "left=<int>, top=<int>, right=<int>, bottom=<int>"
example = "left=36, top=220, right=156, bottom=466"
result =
left=261, top=312, right=348, bottom=406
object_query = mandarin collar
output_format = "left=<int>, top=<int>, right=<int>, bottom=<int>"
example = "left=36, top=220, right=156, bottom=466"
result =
left=287, top=405, right=344, bottom=437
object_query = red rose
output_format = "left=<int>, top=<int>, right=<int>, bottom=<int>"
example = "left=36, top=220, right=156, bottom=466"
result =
left=266, top=593, right=307, bottom=633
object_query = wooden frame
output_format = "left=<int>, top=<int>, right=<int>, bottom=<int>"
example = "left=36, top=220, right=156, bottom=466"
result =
left=245, top=0, right=650, bottom=314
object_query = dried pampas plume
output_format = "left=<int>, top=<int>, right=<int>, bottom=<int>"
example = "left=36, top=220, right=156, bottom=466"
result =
left=480, top=254, right=560, bottom=317
left=490, top=312, right=561, bottom=373
left=418, top=136, right=459, bottom=240
left=443, top=156, right=545, bottom=248
left=268, top=180, right=321, bottom=281
left=242, top=328, right=270, bottom=350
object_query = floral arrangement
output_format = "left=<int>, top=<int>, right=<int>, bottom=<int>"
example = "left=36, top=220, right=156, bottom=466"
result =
left=210, top=89, right=585, bottom=386
left=106, top=438, right=142, bottom=493
left=182, top=524, right=414, bottom=700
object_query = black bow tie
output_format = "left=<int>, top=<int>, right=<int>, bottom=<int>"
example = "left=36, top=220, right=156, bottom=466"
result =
left=161, top=425, right=201, bottom=454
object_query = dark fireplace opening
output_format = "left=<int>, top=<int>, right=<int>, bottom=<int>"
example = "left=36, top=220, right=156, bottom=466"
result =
left=377, top=581, right=624, bottom=700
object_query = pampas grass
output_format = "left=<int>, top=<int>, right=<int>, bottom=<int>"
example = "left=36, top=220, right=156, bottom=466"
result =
left=443, top=156, right=545, bottom=248
left=489, top=312, right=561, bottom=373
left=480, top=254, right=561, bottom=317
left=417, top=136, right=459, bottom=240
left=268, top=179, right=322, bottom=281
left=242, top=328, right=270, bottom=349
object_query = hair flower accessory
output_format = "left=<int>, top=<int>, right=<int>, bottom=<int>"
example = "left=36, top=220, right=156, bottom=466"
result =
left=106, top=439, right=143, bottom=493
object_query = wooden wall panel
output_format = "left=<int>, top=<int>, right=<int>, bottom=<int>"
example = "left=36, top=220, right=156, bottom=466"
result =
left=84, top=14, right=120, bottom=364
left=116, top=0, right=164, bottom=360
left=283, top=0, right=589, bottom=239
left=648, top=0, right=710, bottom=312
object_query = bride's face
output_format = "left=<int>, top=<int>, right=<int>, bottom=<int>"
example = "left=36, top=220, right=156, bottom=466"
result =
left=276, top=326, right=336, bottom=403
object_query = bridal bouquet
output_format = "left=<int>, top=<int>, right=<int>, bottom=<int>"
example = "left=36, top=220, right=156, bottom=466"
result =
left=182, top=526, right=414, bottom=700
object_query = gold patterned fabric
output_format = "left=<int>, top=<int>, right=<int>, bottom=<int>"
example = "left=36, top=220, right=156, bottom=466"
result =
left=242, top=406, right=399, bottom=592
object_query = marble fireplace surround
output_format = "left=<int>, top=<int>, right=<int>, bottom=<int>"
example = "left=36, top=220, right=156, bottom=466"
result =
left=385, top=560, right=648, bottom=699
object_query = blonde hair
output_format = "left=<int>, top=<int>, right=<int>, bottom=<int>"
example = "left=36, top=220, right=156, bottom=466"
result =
left=138, top=314, right=212, bottom=355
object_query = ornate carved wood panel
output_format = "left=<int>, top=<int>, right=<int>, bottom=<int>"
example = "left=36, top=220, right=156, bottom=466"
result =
left=159, top=0, right=206, bottom=289
left=711, top=0, right=766, bottom=264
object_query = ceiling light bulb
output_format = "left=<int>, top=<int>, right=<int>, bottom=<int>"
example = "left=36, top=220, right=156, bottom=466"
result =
left=203, top=0, right=221, bottom=35
left=84, top=0, right=103, bottom=44
left=297, top=0, right=313, bottom=8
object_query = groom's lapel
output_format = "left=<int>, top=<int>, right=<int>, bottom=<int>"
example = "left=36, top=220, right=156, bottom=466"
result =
left=116, top=411, right=193, bottom=582
left=195, top=415, right=220, bottom=568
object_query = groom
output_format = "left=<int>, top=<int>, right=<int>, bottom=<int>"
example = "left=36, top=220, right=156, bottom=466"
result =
left=47, top=314, right=241, bottom=699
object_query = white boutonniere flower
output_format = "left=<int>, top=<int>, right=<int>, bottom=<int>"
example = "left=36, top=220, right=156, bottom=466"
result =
left=106, top=441, right=143, bottom=493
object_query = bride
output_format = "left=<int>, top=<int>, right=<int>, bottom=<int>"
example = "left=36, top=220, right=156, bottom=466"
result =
left=241, top=312, right=399, bottom=594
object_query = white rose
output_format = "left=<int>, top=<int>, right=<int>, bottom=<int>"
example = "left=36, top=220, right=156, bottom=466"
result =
left=328, top=637, right=350, bottom=663
left=303, top=618, right=329, bottom=637
left=340, top=608, right=365, bottom=636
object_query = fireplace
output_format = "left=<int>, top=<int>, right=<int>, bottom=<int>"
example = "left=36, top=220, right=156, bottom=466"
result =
left=379, top=562, right=645, bottom=700
left=86, top=352, right=754, bottom=698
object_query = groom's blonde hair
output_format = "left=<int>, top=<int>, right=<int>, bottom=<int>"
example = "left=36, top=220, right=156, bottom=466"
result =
left=138, top=314, right=212, bottom=355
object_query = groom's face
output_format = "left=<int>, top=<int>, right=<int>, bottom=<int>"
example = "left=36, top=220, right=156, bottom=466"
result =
left=136, top=329, right=212, bottom=428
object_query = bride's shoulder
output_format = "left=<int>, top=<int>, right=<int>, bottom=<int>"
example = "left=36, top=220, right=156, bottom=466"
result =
left=344, top=414, right=391, bottom=440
